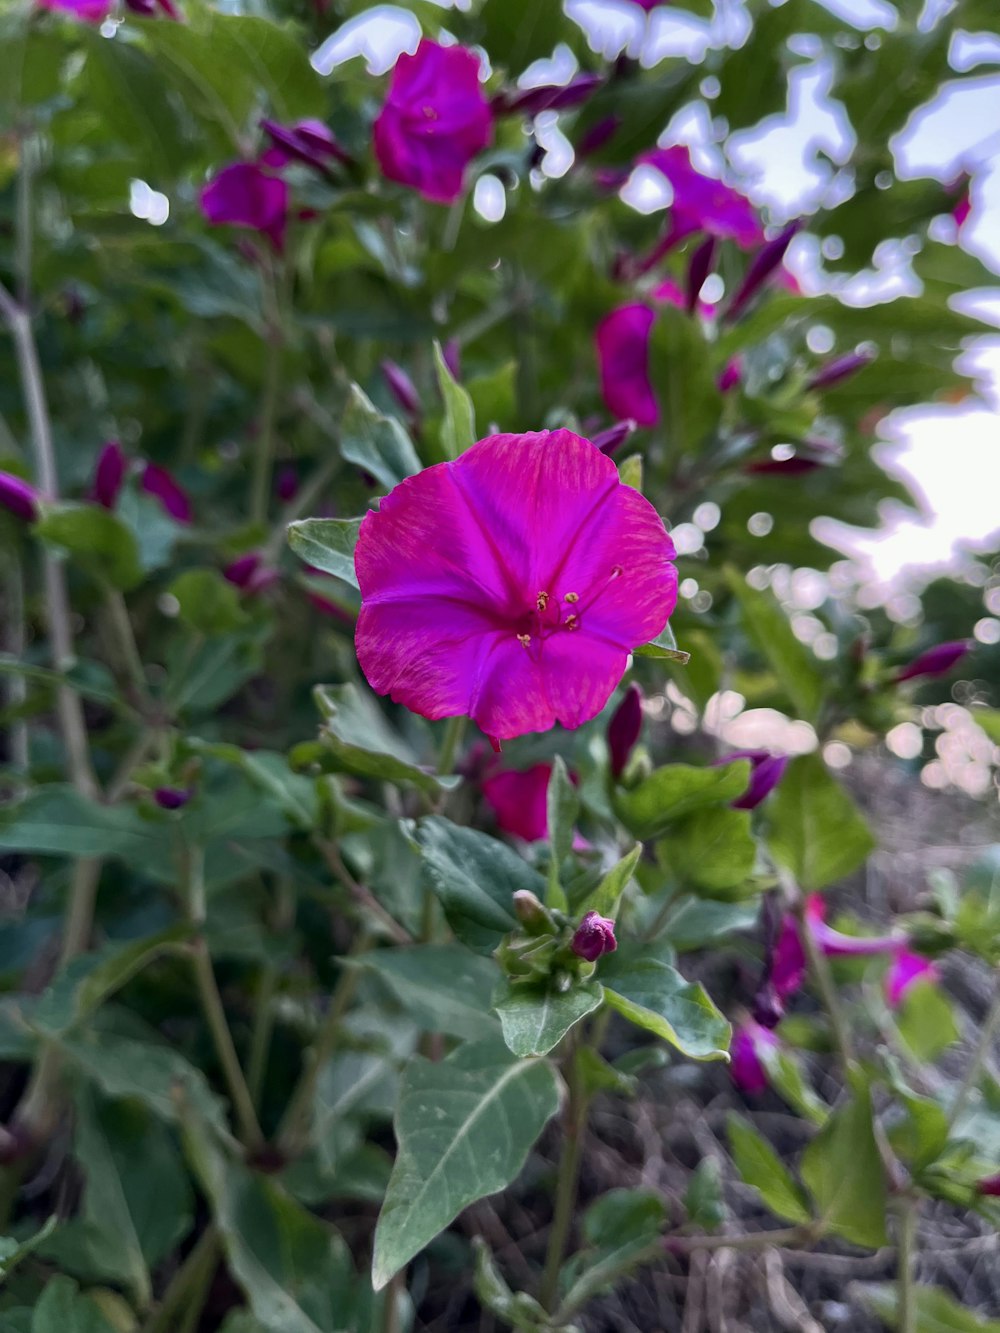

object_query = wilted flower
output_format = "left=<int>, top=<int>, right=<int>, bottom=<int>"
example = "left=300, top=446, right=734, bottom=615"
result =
left=571, top=910, right=618, bottom=962
left=885, top=948, right=939, bottom=1008
left=595, top=304, right=658, bottom=427
left=260, top=118, right=352, bottom=174
left=200, top=162, right=288, bottom=251
left=730, top=1019, right=779, bottom=1095
left=154, top=786, right=192, bottom=810
left=373, top=40, right=493, bottom=205
left=91, top=441, right=126, bottom=510
left=37, top=0, right=111, bottom=20
left=0, top=472, right=40, bottom=524
left=483, top=764, right=556, bottom=843
left=381, top=359, right=421, bottom=418
left=141, top=463, right=192, bottom=524
left=353, top=430, right=677, bottom=742
left=806, top=349, right=875, bottom=392
left=592, top=420, right=636, bottom=457
left=641, top=146, right=763, bottom=251
left=722, top=749, right=788, bottom=810
left=608, top=682, right=643, bottom=779
left=893, top=640, right=971, bottom=684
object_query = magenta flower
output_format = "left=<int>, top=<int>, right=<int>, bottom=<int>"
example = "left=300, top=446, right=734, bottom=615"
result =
left=608, top=682, right=643, bottom=779
left=37, top=0, right=111, bottom=20
left=124, top=0, right=180, bottom=16
left=200, top=163, right=288, bottom=251
left=730, top=1019, right=779, bottom=1095
left=571, top=911, right=618, bottom=962
left=91, top=441, right=126, bottom=510
left=804, top=895, right=900, bottom=958
left=722, top=750, right=788, bottom=810
left=976, top=1173, right=1000, bottom=1197
left=885, top=949, right=939, bottom=1008
left=373, top=40, right=493, bottom=206
left=894, top=640, right=971, bottom=684
left=769, top=915, right=807, bottom=1006
left=717, top=356, right=743, bottom=394
left=141, top=463, right=192, bottom=524
left=483, top=764, right=555, bottom=843
left=260, top=118, right=352, bottom=174
left=642, top=146, right=763, bottom=251
left=595, top=305, right=658, bottom=427
left=381, top=359, right=421, bottom=418
left=685, top=236, right=717, bottom=313
left=353, top=430, right=677, bottom=742
left=0, top=472, right=40, bottom=524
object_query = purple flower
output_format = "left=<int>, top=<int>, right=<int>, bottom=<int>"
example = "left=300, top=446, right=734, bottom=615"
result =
left=576, top=116, right=619, bottom=159
left=483, top=764, right=555, bottom=843
left=641, top=146, right=763, bottom=250
left=717, top=356, right=743, bottom=394
left=722, top=750, right=788, bottom=811
left=0, top=472, right=40, bottom=523
left=141, top=463, right=192, bottom=524
left=154, top=786, right=192, bottom=810
left=260, top=118, right=352, bottom=174
left=91, top=441, right=126, bottom=510
left=806, top=349, right=874, bottom=392
left=381, top=359, right=421, bottom=418
left=769, top=916, right=807, bottom=1005
left=37, top=0, right=111, bottom=19
left=200, top=162, right=288, bottom=251
left=885, top=948, right=938, bottom=1008
left=726, top=223, right=800, bottom=321
left=124, top=0, right=180, bottom=16
left=894, top=640, right=971, bottom=684
left=492, top=73, right=602, bottom=118
left=571, top=911, right=618, bottom=962
left=608, top=682, right=643, bottom=778
left=353, top=430, right=677, bottom=742
left=730, top=1020, right=779, bottom=1095
left=224, top=552, right=280, bottom=596
left=595, top=305, right=658, bottom=427
left=373, top=40, right=493, bottom=206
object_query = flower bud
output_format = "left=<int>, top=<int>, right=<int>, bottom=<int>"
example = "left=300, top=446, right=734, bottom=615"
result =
left=275, top=464, right=298, bottom=503
left=0, top=471, right=40, bottom=524
left=141, top=463, right=192, bottom=524
left=730, top=1019, right=779, bottom=1095
left=806, top=349, right=874, bottom=392
left=608, top=682, right=642, bottom=778
left=154, top=786, right=192, bottom=810
left=491, top=74, right=601, bottom=118
left=224, top=552, right=280, bottom=595
left=722, top=749, right=788, bottom=810
left=885, top=947, right=938, bottom=1008
left=592, top=419, right=636, bottom=457
left=381, top=359, right=421, bottom=418
left=976, top=1173, right=1000, bottom=1197
left=570, top=910, right=617, bottom=962
left=725, top=222, right=800, bottom=321
left=442, top=339, right=461, bottom=382
left=260, top=118, right=352, bottom=173
left=685, top=236, right=716, bottom=314
left=91, top=440, right=126, bottom=510
left=576, top=115, right=619, bottom=159
left=744, top=455, right=824, bottom=476
left=717, top=356, right=743, bottom=394
left=512, top=890, right=553, bottom=935
left=893, top=640, right=971, bottom=684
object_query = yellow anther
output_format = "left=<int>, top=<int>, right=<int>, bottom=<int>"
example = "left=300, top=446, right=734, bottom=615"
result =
left=564, top=615, right=579, bottom=631
left=564, top=592, right=579, bottom=603
left=517, top=633, right=532, bottom=647
left=536, top=591, right=550, bottom=611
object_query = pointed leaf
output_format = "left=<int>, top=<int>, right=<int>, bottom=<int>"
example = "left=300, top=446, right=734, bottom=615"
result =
left=767, top=754, right=875, bottom=891
left=545, top=756, right=578, bottom=911
left=727, top=1114, right=811, bottom=1224
left=314, top=684, right=457, bottom=795
left=615, top=761, right=750, bottom=840
left=800, top=1083, right=887, bottom=1248
left=287, top=518, right=362, bottom=589
left=600, top=948, right=730, bottom=1061
left=581, top=845, right=641, bottom=918
left=434, top=340, right=476, bottom=458
left=494, top=979, right=602, bottom=1057
left=340, top=384, right=422, bottom=491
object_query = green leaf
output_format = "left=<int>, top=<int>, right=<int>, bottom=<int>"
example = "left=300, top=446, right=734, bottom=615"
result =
left=0, top=785, right=169, bottom=864
left=168, top=569, right=249, bottom=636
left=724, top=565, right=825, bottom=723
left=287, top=518, right=362, bottom=589
left=895, top=980, right=958, bottom=1063
left=36, top=504, right=142, bottom=592
left=314, top=684, right=456, bottom=795
left=80, top=32, right=188, bottom=177
left=29, top=1276, right=120, bottom=1333
left=414, top=816, right=543, bottom=953
left=664, top=897, right=760, bottom=952
left=767, top=754, right=875, bottom=891
left=887, top=1092, right=949, bottom=1173
left=684, top=1158, right=728, bottom=1231
left=0, top=1217, right=56, bottom=1281
left=633, top=621, right=690, bottom=664
left=617, top=453, right=643, bottom=491
left=580, top=845, right=641, bottom=919
left=800, top=1083, right=887, bottom=1248
left=372, top=1040, right=561, bottom=1289
left=600, top=947, right=730, bottom=1061
left=340, top=384, right=422, bottom=491
left=494, top=979, right=602, bottom=1058
left=661, top=806, right=757, bottom=897
left=472, top=1237, right=549, bottom=1330
left=648, top=302, right=723, bottom=457
left=545, top=756, right=578, bottom=911
left=479, top=0, right=565, bottom=72
left=727, top=1114, right=811, bottom=1224
left=359, top=945, right=501, bottom=1041
left=433, top=340, right=476, bottom=459
left=614, top=761, right=751, bottom=840
left=857, top=1281, right=1000, bottom=1332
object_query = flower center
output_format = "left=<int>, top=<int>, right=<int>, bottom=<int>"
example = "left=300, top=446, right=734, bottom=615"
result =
left=514, top=566, right=622, bottom=652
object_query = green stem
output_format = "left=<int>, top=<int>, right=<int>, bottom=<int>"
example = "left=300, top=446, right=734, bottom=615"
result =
left=436, top=714, right=467, bottom=776
left=896, top=1196, right=918, bottom=1333
left=792, top=894, right=856, bottom=1074
left=249, top=264, right=284, bottom=526
left=143, top=1225, right=220, bottom=1333
left=540, top=1039, right=588, bottom=1311
left=182, top=843, right=264, bottom=1151
left=947, top=983, right=1000, bottom=1131
left=247, top=879, right=296, bottom=1106
left=4, top=555, right=29, bottom=783
left=104, top=589, right=149, bottom=702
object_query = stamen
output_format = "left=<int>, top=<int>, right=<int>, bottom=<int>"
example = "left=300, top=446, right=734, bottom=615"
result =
left=564, top=592, right=579, bottom=603
left=517, top=633, right=532, bottom=647
left=564, top=615, right=579, bottom=631
left=610, top=565, right=623, bottom=579
left=536, top=591, right=550, bottom=611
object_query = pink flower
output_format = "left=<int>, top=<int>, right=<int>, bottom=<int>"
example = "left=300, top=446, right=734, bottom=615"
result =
left=483, top=764, right=555, bottom=843
left=885, top=949, right=938, bottom=1008
left=723, top=749, right=788, bottom=811
left=91, top=441, right=126, bottom=510
left=353, top=430, right=677, bottom=742
left=608, top=682, right=643, bottom=778
left=37, top=0, right=111, bottom=20
left=894, top=640, right=971, bottom=684
left=0, top=472, right=40, bottom=523
left=141, top=463, right=191, bottom=524
left=731, top=1019, right=779, bottom=1095
left=200, top=163, right=288, bottom=251
left=595, top=305, right=658, bottom=427
left=373, top=40, right=493, bottom=206
left=642, top=146, right=763, bottom=250
left=976, top=1173, right=1000, bottom=1197
left=571, top=911, right=618, bottom=962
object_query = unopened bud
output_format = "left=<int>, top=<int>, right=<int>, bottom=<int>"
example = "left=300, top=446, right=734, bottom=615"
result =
left=726, top=222, right=800, bottom=321
left=0, top=471, right=40, bottom=524
left=806, top=349, right=874, bottom=392
left=893, top=640, right=971, bottom=684
left=593, top=420, right=636, bottom=457
left=91, top=440, right=126, bottom=510
left=154, top=786, right=192, bottom=810
left=571, top=910, right=617, bottom=962
left=608, top=683, right=642, bottom=779
left=381, top=359, right=421, bottom=418
left=512, top=890, right=553, bottom=935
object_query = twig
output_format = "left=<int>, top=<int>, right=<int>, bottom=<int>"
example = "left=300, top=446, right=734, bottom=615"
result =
left=315, top=837, right=412, bottom=944
left=541, top=1035, right=588, bottom=1311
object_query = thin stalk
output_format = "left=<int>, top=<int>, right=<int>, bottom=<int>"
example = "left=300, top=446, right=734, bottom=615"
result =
left=670, top=1224, right=821, bottom=1254
left=896, top=1196, right=918, bottom=1333
left=540, top=1039, right=588, bottom=1311
left=103, top=589, right=149, bottom=702
left=182, top=843, right=264, bottom=1151
left=316, top=837, right=412, bottom=944
left=4, top=556, right=29, bottom=781
left=249, top=263, right=284, bottom=526
left=247, top=879, right=296, bottom=1105
left=262, top=442, right=342, bottom=563
left=436, top=714, right=467, bottom=776
left=143, top=1225, right=220, bottom=1333
left=793, top=896, right=856, bottom=1074
left=947, top=984, right=1000, bottom=1130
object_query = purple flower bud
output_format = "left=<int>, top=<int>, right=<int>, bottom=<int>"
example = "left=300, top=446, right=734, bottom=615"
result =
left=730, top=1020, right=779, bottom=1095
left=592, top=419, right=636, bottom=457
left=0, top=471, right=40, bottom=523
left=722, top=749, right=788, bottom=811
left=685, top=236, right=716, bottom=314
left=885, top=948, right=938, bottom=1008
left=571, top=911, right=618, bottom=963
left=275, top=465, right=298, bottom=503
left=725, top=222, right=801, bottom=322
left=769, top=915, right=806, bottom=1004
left=806, top=349, right=874, bottom=392
left=141, top=463, right=192, bottom=524
left=976, top=1172, right=1000, bottom=1197
left=154, top=786, right=192, bottom=810
left=608, top=682, right=643, bottom=778
left=492, top=73, right=602, bottom=118
left=744, top=455, right=824, bottom=476
left=124, top=0, right=180, bottom=16
left=260, top=117, right=353, bottom=173
left=224, top=552, right=280, bottom=595
left=381, top=359, right=421, bottom=418
left=200, top=162, right=288, bottom=252
left=91, top=440, right=126, bottom=510
left=442, top=339, right=461, bottom=382
left=894, top=640, right=971, bottom=684
left=717, top=356, right=743, bottom=394
left=575, top=115, right=619, bottom=159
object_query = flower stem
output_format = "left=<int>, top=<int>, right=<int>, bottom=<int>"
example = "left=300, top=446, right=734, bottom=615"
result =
left=103, top=589, right=150, bottom=704
left=249, top=262, right=284, bottom=526
left=947, top=982, right=1000, bottom=1131
left=896, top=1196, right=918, bottom=1333
left=436, top=714, right=467, bottom=775
left=143, top=1225, right=220, bottom=1333
left=541, top=1038, right=588, bottom=1311
left=792, top=894, right=856, bottom=1073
